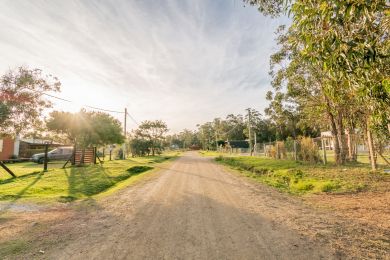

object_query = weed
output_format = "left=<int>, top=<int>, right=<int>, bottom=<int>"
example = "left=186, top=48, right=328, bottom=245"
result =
left=215, top=155, right=387, bottom=195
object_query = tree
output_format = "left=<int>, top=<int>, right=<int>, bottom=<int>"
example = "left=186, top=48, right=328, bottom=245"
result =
left=249, top=0, right=389, bottom=168
left=0, top=102, right=10, bottom=126
left=129, top=137, right=151, bottom=157
left=134, top=120, right=168, bottom=156
left=46, top=110, right=124, bottom=148
left=0, top=67, right=61, bottom=135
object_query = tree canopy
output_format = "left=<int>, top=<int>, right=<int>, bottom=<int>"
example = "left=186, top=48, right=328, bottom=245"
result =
left=131, top=120, right=169, bottom=156
left=248, top=0, right=389, bottom=168
left=0, top=67, right=61, bottom=135
left=46, top=110, right=124, bottom=148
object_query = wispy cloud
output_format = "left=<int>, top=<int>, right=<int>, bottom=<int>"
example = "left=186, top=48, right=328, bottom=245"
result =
left=0, top=0, right=288, bottom=132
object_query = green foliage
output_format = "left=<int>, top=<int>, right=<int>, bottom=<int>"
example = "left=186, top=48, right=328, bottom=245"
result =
left=243, top=0, right=289, bottom=17
left=0, top=67, right=61, bottom=135
left=129, top=138, right=151, bottom=156
left=263, top=0, right=389, bottom=167
left=215, top=155, right=387, bottom=195
left=46, top=110, right=124, bottom=147
left=133, top=120, right=168, bottom=156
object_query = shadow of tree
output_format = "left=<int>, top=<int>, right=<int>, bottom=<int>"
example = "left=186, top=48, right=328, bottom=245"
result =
left=0, top=172, right=44, bottom=214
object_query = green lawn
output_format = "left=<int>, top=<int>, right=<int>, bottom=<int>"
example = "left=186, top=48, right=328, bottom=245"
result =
left=0, top=153, right=179, bottom=203
left=214, top=155, right=389, bottom=195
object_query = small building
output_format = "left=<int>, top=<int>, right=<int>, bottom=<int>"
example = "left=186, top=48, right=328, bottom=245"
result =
left=0, top=136, right=64, bottom=160
left=0, top=136, right=15, bottom=160
left=320, top=131, right=334, bottom=150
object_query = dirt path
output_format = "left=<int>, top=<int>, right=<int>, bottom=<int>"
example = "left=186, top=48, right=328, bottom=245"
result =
left=4, top=152, right=342, bottom=259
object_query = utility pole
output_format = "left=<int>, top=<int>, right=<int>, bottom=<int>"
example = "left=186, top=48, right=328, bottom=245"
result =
left=123, top=108, right=127, bottom=159
left=246, top=108, right=252, bottom=156
left=215, top=130, right=218, bottom=152
left=254, top=131, right=257, bottom=156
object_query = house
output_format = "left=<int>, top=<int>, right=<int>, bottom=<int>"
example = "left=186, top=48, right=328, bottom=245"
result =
left=0, top=136, right=15, bottom=160
left=0, top=136, right=64, bottom=160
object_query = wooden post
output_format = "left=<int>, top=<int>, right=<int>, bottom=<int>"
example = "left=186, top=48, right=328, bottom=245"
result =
left=102, top=148, right=105, bottom=161
left=0, top=161, right=16, bottom=178
left=94, top=147, right=97, bottom=164
left=72, top=145, right=76, bottom=166
left=81, top=149, right=85, bottom=165
left=109, top=149, right=112, bottom=161
left=321, top=138, right=327, bottom=165
left=263, top=143, right=266, bottom=157
left=43, top=144, right=49, bottom=172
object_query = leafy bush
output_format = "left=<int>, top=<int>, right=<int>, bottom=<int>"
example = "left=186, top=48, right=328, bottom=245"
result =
left=297, top=137, right=322, bottom=163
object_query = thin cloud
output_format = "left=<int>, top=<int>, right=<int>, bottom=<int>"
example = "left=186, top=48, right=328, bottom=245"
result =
left=0, top=0, right=288, bottom=132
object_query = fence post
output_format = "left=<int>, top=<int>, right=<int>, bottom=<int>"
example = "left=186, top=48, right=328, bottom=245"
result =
left=109, top=149, right=112, bottom=161
left=102, top=148, right=105, bottom=161
left=43, top=143, right=49, bottom=172
left=72, top=145, right=76, bottom=166
left=293, top=140, right=297, bottom=161
left=94, top=147, right=97, bottom=164
left=321, top=138, right=327, bottom=165
left=263, top=143, right=266, bottom=157
left=0, top=161, right=16, bottom=177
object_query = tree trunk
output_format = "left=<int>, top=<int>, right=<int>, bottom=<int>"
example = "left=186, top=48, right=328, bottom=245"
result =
left=388, top=123, right=390, bottom=136
left=346, top=128, right=357, bottom=162
left=336, top=112, right=347, bottom=164
left=328, top=110, right=341, bottom=165
left=366, top=127, right=377, bottom=171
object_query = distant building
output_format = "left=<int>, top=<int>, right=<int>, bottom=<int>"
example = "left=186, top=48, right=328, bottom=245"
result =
left=320, top=131, right=334, bottom=150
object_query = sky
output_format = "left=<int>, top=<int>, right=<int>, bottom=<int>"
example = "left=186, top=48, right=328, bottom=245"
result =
left=0, top=0, right=288, bottom=133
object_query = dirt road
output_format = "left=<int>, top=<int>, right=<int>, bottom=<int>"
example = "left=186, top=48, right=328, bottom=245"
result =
left=8, top=152, right=340, bottom=259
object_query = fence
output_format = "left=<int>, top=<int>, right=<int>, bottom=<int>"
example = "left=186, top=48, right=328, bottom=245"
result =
left=220, top=136, right=390, bottom=166
left=0, top=145, right=104, bottom=178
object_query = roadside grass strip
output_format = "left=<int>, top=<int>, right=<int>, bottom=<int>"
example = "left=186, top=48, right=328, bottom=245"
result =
left=0, top=154, right=178, bottom=203
left=215, top=155, right=389, bottom=195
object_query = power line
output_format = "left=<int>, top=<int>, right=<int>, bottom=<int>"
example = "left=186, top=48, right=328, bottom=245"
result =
left=39, top=92, right=125, bottom=114
left=3, top=89, right=142, bottom=130
left=41, top=91, right=142, bottom=128
left=126, top=112, right=139, bottom=126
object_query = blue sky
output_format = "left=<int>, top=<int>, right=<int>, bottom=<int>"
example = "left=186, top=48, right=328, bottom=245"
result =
left=0, top=0, right=288, bottom=132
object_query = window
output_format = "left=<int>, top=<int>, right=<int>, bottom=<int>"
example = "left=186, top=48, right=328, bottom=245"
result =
left=0, top=139, right=3, bottom=152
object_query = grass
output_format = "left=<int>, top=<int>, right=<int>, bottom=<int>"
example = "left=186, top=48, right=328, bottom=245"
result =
left=0, top=239, right=27, bottom=256
left=0, top=153, right=179, bottom=203
left=214, top=155, right=389, bottom=195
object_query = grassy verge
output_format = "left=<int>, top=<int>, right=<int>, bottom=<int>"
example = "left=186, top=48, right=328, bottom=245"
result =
left=0, top=153, right=179, bottom=203
left=215, top=155, right=389, bottom=195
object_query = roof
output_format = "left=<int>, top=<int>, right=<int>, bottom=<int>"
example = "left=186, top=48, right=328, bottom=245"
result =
left=20, top=138, right=63, bottom=145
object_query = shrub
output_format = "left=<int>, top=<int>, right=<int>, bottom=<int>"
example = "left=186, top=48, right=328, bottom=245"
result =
left=295, top=182, right=315, bottom=191
left=320, top=182, right=339, bottom=192
left=297, top=137, right=322, bottom=163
